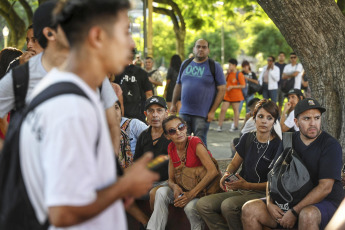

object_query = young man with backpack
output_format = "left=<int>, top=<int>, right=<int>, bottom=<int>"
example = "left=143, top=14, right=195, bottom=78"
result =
left=170, top=39, right=226, bottom=146
left=0, top=0, right=159, bottom=229
left=242, top=98, right=344, bottom=230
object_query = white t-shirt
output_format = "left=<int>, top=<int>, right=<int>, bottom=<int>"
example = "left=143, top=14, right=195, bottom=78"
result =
left=0, top=52, right=116, bottom=118
left=283, top=63, right=303, bottom=89
left=120, top=117, right=147, bottom=155
left=19, top=68, right=126, bottom=230
left=284, top=110, right=299, bottom=131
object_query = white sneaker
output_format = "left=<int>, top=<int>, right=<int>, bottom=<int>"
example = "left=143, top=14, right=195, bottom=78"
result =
left=229, top=127, right=239, bottom=132
left=216, top=126, right=222, bottom=132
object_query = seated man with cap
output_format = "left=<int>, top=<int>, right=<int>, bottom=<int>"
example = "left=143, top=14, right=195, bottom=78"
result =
left=280, top=88, right=304, bottom=132
left=132, top=96, right=171, bottom=227
left=242, top=98, right=344, bottom=230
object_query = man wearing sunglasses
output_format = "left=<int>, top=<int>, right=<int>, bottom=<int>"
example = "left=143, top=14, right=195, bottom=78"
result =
left=282, top=52, right=303, bottom=90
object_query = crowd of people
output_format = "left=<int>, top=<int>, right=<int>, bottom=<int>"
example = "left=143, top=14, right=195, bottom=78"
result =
left=0, top=0, right=344, bottom=230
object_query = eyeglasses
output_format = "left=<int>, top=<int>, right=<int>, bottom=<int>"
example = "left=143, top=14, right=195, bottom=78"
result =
left=290, top=56, right=297, bottom=59
left=267, top=59, right=273, bottom=62
left=167, top=123, right=186, bottom=135
left=147, top=108, right=166, bottom=114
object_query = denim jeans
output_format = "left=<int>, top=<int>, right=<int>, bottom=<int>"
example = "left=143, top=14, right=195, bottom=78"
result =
left=239, top=94, right=255, bottom=114
left=179, top=114, right=210, bottom=146
left=262, top=83, right=278, bottom=102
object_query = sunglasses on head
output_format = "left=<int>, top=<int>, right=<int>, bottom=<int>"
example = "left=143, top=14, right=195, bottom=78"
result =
left=167, top=123, right=186, bottom=135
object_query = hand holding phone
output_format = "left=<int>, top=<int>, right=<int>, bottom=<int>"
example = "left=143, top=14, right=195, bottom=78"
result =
left=224, top=173, right=239, bottom=183
left=147, top=155, right=169, bottom=173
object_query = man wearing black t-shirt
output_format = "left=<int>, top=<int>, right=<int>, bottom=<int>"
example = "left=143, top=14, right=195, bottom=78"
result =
left=115, top=47, right=153, bottom=122
left=275, top=52, right=286, bottom=114
left=242, top=98, right=344, bottom=230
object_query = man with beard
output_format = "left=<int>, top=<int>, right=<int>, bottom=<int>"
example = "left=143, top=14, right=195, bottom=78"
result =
left=6, top=25, right=44, bottom=71
left=170, top=39, right=226, bottom=146
left=242, top=98, right=344, bottom=230
left=280, top=88, right=304, bottom=132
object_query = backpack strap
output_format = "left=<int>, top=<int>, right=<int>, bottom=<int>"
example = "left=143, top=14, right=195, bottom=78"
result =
left=121, top=118, right=132, bottom=132
left=179, top=57, right=194, bottom=79
left=208, top=58, right=216, bottom=80
left=12, top=62, right=29, bottom=111
left=282, top=132, right=293, bottom=149
left=235, top=71, right=240, bottom=85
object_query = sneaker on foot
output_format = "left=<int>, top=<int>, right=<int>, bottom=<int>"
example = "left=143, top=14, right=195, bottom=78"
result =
left=216, top=126, right=222, bottom=132
left=229, top=127, right=239, bottom=132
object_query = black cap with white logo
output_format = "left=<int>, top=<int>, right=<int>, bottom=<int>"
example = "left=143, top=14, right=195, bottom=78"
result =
left=294, top=98, right=326, bottom=118
left=145, top=96, right=168, bottom=110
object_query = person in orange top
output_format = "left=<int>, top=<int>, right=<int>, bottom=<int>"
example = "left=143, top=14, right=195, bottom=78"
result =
left=217, top=58, right=245, bottom=132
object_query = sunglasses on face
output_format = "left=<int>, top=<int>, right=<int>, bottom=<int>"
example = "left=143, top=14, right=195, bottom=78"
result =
left=167, top=123, right=186, bottom=135
left=290, top=56, right=297, bottom=59
left=267, top=59, right=273, bottom=62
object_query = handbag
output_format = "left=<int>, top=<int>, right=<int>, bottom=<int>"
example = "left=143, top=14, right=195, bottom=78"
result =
left=174, top=138, right=223, bottom=197
left=248, top=81, right=262, bottom=95
left=280, top=78, right=295, bottom=93
left=268, top=132, right=314, bottom=211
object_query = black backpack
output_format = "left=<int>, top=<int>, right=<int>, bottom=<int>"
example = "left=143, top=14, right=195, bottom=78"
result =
left=11, top=62, right=30, bottom=113
left=0, top=82, right=89, bottom=230
left=268, top=132, right=314, bottom=211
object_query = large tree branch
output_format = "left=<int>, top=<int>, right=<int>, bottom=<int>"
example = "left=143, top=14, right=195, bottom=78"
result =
left=153, top=7, right=180, bottom=31
left=154, top=0, right=185, bottom=30
left=18, top=0, right=33, bottom=24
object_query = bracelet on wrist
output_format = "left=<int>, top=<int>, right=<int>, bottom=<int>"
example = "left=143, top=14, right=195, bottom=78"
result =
left=290, top=208, right=298, bottom=218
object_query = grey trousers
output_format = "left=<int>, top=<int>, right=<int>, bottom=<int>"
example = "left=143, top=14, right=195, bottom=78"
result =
left=147, top=186, right=205, bottom=230
left=196, top=190, right=266, bottom=230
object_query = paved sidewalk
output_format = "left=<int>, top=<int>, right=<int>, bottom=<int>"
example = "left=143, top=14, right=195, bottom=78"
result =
left=206, top=120, right=244, bottom=172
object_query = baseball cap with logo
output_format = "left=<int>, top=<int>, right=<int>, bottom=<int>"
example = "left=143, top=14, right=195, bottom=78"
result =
left=287, top=88, right=304, bottom=99
left=294, top=98, right=326, bottom=118
left=145, top=96, right=168, bottom=110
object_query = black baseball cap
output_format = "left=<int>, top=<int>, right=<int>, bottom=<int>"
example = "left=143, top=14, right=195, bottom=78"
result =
left=145, top=96, right=168, bottom=110
left=287, top=88, right=304, bottom=98
left=294, top=98, right=326, bottom=118
left=33, top=0, right=58, bottom=48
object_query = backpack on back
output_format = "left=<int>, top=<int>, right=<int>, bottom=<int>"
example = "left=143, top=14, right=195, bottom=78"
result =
left=0, top=82, right=89, bottom=230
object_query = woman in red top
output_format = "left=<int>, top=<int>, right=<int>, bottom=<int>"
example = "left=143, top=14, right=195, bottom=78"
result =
left=147, top=115, right=218, bottom=230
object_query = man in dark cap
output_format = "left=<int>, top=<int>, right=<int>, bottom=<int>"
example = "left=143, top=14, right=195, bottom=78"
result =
left=280, top=88, right=304, bottom=132
left=242, top=98, right=344, bottom=230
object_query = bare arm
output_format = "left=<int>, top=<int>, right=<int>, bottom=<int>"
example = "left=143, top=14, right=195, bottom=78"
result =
left=48, top=153, right=159, bottom=227
left=0, top=116, right=8, bottom=136
left=163, top=79, right=171, bottom=98
left=170, top=84, right=181, bottom=114
left=207, top=84, right=226, bottom=122
left=145, top=90, right=153, bottom=99
left=105, top=105, right=121, bottom=155
left=148, top=77, right=163, bottom=86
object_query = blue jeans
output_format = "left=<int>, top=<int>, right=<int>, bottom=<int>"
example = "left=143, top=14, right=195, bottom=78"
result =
left=262, top=83, right=277, bottom=102
left=179, top=114, right=210, bottom=146
left=239, top=94, right=255, bottom=114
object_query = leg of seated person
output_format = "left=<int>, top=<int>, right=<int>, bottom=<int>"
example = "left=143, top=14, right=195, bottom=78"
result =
left=184, top=198, right=205, bottom=230
left=221, top=190, right=265, bottom=230
left=149, top=185, right=163, bottom=210
left=298, top=205, right=322, bottom=230
left=147, top=186, right=174, bottom=230
left=126, top=202, right=149, bottom=226
left=242, top=199, right=278, bottom=230
left=196, top=191, right=242, bottom=230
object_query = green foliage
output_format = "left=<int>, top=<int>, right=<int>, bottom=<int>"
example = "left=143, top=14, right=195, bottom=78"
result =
left=248, top=23, right=292, bottom=58
left=185, top=29, right=240, bottom=64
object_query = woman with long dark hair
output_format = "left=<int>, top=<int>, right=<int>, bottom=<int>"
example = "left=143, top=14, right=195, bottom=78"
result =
left=164, top=54, right=182, bottom=112
left=196, top=99, right=282, bottom=230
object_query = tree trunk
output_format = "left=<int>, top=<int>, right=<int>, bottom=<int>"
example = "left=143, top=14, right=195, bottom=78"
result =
left=174, top=26, right=185, bottom=60
left=257, top=0, right=345, bottom=159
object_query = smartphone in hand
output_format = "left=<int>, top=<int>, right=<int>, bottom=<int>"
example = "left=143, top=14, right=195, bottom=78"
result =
left=224, top=173, right=239, bottom=183
left=147, top=155, right=169, bottom=173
